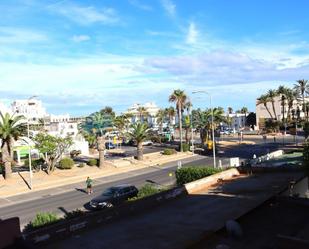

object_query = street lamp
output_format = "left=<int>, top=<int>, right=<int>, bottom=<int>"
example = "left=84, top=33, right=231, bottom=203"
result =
left=192, top=91, right=216, bottom=168
left=27, top=95, right=38, bottom=189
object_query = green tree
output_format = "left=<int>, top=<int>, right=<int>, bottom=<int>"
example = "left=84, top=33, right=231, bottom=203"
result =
left=257, top=94, right=273, bottom=119
left=100, top=106, right=115, bottom=118
left=267, top=89, right=277, bottom=120
left=156, top=109, right=166, bottom=143
left=169, top=89, right=187, bottom=152
left=294, top=79, right=309, bottom=120
left=0, top=112, right=26, bottom=179
left=137, top=106, right=149, bottom=123
left=285, top=88, right=298, bottom=122
left=114, top=114, right=130, bottom=136
left=127, top=122, right=150, bottom=160
left=277, top=85, right=289, bottom=123
left=240, top=106, right=248, bottom=126
left=192, top=107, right=224, bottom=144
left=184, top=101, right=192, bottom=143
left=165, top=106, right=176, bottom=130
left=34, top=133, right=73, bottom=174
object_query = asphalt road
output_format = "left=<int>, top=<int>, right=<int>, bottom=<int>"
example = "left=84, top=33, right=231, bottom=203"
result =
left=0, top=139, right=300, bottom=227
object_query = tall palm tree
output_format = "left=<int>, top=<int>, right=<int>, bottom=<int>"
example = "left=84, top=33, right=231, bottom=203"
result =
left=277, top=85, right=289, bottom=122
left=257, top=94, right=273, bottom=119
left=165, top=106, right=176, bottom=129
left=267, top=89, right=277, bottom=120
left=184, top=101, right=192, bottom=143
left=285, top=89, right=298, bottom=122
left=156, top=109, right=166, bottom=141
left=169, top=89, right=187, bottom=152
left=114, top=115, right=130, bottom=136
left=127, top=122, right=150, bottom=160
left=0, top=112, right=26, bottom=179
left=294, top=79, right=309, bottom=120
left=240, top=107, right=248, bottom=126
left=136, top=106, right=149, bottom=123
left=192, top=107, right=225, bottom=144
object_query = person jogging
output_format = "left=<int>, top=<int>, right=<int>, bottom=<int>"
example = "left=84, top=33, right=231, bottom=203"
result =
left=86, top=176, right=93, bottom=195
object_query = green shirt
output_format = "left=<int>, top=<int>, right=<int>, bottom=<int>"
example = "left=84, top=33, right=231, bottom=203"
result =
left=86, top=178, right=93, bottom=187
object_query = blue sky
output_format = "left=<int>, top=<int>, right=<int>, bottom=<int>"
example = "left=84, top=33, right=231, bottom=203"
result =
left=1, top=0, right=309, bottom=116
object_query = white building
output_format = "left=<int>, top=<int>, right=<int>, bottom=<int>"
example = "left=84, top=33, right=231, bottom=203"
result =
left=126, top=102, right=160, bottom=127
left=222, top=113, right=247, bottom=131
left=11, top=99, right=46, bottom=123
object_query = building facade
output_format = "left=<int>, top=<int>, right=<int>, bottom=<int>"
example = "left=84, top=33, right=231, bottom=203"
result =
left=11, top=99, right=46, bottom=123
left=256, top=95, right=306, bottom=130
left=125, top=102, right=160, bottom=127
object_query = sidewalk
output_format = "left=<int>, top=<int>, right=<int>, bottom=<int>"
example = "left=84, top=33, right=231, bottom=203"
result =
left=0, top=152, right=195, bottom=198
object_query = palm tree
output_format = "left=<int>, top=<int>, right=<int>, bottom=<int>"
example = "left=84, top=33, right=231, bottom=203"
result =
left=169, top=90, right=187, bottom=152
left=127, top=122, right=150, bottom=160
left=184, top=101, right=192, bottom=143
left=285, top=89, right=298, bottom=122
left=114, top=115, right=130, bottom=136
left=100, top=106, right=115, bottom=118
left=97, top=136, right=106, bottom=168
left=240, top=107, right=248, bottom=126
left=192, top=107, right=224, bottom=144
left=267, top=89, right=277, bottom=120
left=277, top=85, right=289, bottom=122
left=156, top=109, right=166, bottom=143
left=227, top=107, right=233, bottom=114
left=257, top=94, right=273, bottom=119
left=0, top=112, right=26, bottom=179
left=136, top=106, right=149, bottom=123
left=294, top=79, right=309, bottom=120
left=165, top=106, right=176, bottom=129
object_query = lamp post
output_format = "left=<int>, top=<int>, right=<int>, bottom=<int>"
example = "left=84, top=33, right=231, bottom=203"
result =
left=192, top=91, right=216, bottom=168
left=27, top=95, right=37, bottom=189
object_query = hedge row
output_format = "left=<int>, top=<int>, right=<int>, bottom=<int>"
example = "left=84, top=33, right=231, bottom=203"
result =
left=175, top=167, right=222, bottom=185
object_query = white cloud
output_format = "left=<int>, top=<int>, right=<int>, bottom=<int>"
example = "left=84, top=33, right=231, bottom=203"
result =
left=144, top=50, right=309, bottom=85
left=49, top=3, right=119, bottom=25
left=128, top=0, right=153, bottom=11
left=0, top=27, right=47, bottom=44
left=72, top=35, right=90, bottom=42
left=161, top=0, right=176, bottom=18
left=186, top=22, right=198, bottom=44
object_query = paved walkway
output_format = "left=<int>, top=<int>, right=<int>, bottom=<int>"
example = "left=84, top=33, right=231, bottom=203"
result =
left=42, top=171, right=304, bottom=249
left=0, top=152, right=195, bottom=199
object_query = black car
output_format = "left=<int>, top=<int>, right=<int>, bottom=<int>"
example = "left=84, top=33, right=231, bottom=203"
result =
left=89, top=184, right=138, bottom=209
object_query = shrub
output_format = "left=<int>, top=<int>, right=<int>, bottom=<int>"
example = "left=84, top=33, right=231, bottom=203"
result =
left=58, top=158, right=74, bottom=169
left=129, top=184, right=162, bottom=201
left=175, top=167, right=222, bottom=185
left=78, top=162, right=86, bottom=168
left=24, top=158, right=45, bottom=171
left=163, top=148, right=177, bottom=155
left=87, top=158, right=98, bottom=166
left=179, top=143, right=190, bottom=152
left=25, top=212, right=60, bottom=231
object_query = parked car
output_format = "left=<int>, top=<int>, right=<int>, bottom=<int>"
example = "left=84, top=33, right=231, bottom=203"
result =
left=142, top=140, right=153, bottom=146
left=89, top=185, right=138, bottom=209
left=105, top=142, right=116, bottom=149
